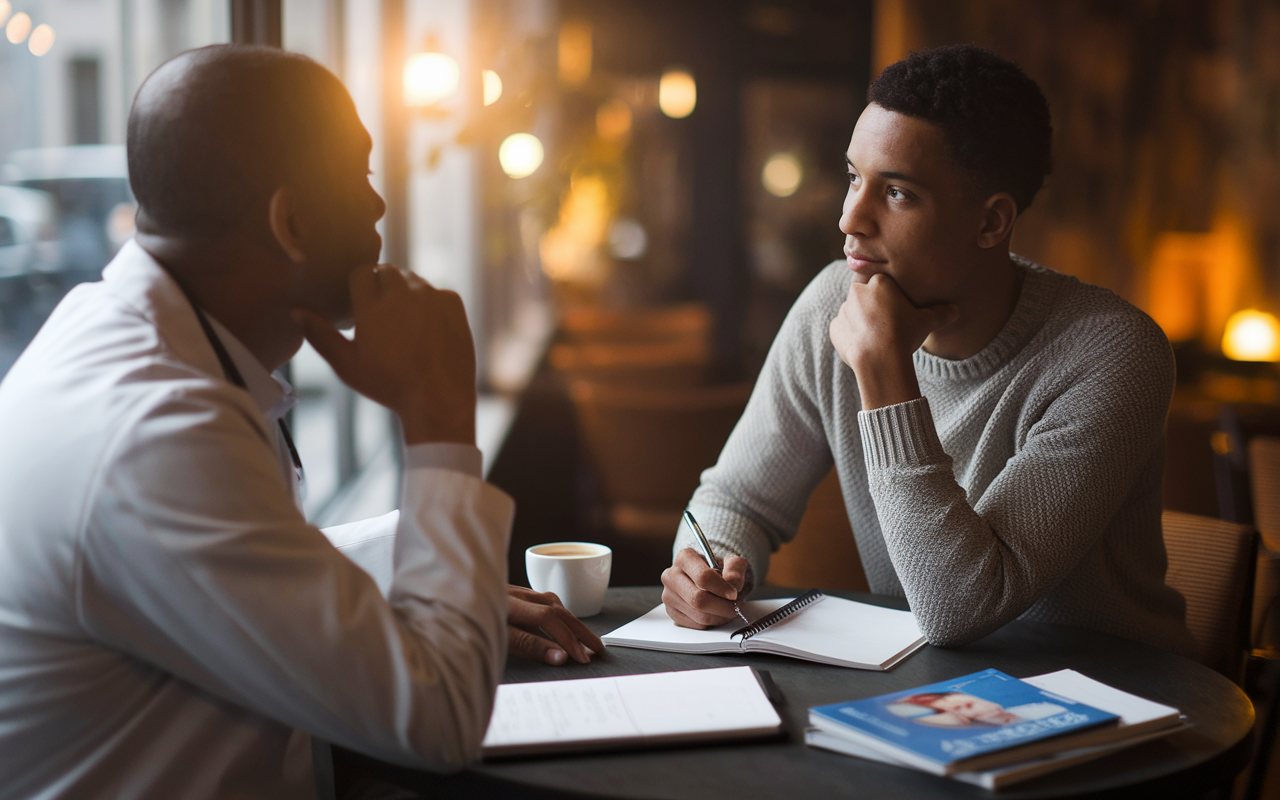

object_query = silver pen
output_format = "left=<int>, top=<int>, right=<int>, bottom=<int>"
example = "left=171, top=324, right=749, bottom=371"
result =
left=682, top=509, right=751, bottom=626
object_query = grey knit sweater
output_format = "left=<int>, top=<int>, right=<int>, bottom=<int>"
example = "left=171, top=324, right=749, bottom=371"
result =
left=676, top=256, right=1195, bottom=654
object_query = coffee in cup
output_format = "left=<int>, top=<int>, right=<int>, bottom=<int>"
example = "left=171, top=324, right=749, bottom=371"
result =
left=525, top=542, right=612, bottom=617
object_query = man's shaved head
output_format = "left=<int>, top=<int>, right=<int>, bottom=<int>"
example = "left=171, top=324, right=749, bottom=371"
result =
left=128, top=45, right=360, bottom=239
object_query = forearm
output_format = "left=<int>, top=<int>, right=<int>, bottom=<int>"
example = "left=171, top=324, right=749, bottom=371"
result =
left=859, top=399, right=1058, bottom=646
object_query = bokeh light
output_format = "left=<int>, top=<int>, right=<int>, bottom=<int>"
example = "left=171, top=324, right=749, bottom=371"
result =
left=27, top=23, right=53, bottom=56
left=608, top=218, right=647, bottom=260
left=1222, top=310, right=1280, bottom=361
left=659, top=69, right=696, bottom=118
left=6, top=11, right=30, bottom=44
left=762, top=153, right=803, bottom=197
left=596, top=99, right=632, bottom=140
left=482, top=69, right=502, bottom=106
left=403, top=52, right=459, bottom=107
left=499, top=133, right=544, bottom=178
left=0, top=2, right=11, bottom=27
left=558, top=20, right=592, bottom=86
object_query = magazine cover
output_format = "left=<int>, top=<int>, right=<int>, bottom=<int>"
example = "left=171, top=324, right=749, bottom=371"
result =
left=809, top=668, right=1119, bottom=768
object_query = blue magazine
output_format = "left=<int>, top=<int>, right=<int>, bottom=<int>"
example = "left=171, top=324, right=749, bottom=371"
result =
left=808, top=668, right=1119, bottom=774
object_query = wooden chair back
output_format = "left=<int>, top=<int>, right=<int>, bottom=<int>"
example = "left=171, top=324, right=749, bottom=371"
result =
left=1249, top=436, right=1280, bottom=656
left=550, top=339, right=711, bottom=388
left=764, top=467, right=869, bottom=593
left=569, top=380, right=751, bottom=538
left=1162, top=509, right=1257, bottom=677
left=560, top=303, right=711, bottom=345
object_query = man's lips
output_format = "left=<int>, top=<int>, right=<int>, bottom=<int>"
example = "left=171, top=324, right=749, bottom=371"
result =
left=845, top=250, right=886, bottom=270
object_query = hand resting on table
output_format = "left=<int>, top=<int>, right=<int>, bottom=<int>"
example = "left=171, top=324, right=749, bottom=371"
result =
left=508, top=586, right=605, bottom=665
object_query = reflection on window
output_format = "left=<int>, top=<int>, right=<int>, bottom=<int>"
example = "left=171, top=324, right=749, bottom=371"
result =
left=0, top=0, right=228, bottom=376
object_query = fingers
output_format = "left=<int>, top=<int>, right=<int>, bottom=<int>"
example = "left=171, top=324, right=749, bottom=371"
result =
left=507, top=589, right=604, bottom=665
left=674, top=548, right=739, bottom=599
left=661, top=556, right=741, bottom=629
left=721, top=556, right=748, bottom=592
left=507, top=625, right=568, bottom=666
left=293, top=308, right=355, bottom=377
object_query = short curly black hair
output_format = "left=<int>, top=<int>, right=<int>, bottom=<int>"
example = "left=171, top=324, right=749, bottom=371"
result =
left=868, top=44, right=1052, bottom=212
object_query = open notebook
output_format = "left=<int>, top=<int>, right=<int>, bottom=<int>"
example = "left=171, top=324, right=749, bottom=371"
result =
left=602, top=595, right=926, bottom=670
left=481, top=666, right=783, bottom=758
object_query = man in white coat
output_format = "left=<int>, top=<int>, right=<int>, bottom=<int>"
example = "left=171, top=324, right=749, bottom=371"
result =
left=0, top=45, right=600, bottom=799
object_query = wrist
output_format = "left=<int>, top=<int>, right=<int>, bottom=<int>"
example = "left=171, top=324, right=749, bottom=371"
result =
left=851, top=349, right=920, bottom=411
left=397, top=395, right=476, bottom=446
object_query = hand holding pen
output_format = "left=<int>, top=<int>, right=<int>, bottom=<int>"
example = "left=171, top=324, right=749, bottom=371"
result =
left=659, top=510, right=753, bottom=630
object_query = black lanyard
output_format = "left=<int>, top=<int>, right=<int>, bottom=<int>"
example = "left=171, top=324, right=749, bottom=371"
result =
left=178, top=289, right=304, bottom=476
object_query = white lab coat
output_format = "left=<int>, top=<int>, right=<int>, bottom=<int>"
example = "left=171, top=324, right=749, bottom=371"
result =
left=0, top=240, right=513, bottom=799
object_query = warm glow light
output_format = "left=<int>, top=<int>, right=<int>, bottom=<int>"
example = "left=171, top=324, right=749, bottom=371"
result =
left=1223, top=310, right=1280, bottom=362
left=27, top=23, right=52, bottom=56
left=540, top=174, right=611, bottom=283
left=5, top=11, right=30, bottom=44
left=499, top=133, right=543, bottom=178
left=482, top=69, right=502, bottom=106
left=558, top=20, right=592, bottom=86
left=762, top=153, right=802, bottom=197
left=403, top=52, right=459, bottom=107
left=0, top=2, right=11, bottom=27
left=659, top=69, right=696, bottom=118
left=596, top=98, right=632, bottom=140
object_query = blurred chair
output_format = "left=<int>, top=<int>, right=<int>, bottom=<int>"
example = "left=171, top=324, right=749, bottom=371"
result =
left=569, top=380, right=752, bottom=541
left=1162, top=509, right=1257, bottom=678
left=550, top=338, right=711, bottom=388
left=1212, top=402, right=1280, bottom=525
left=765, top=468, right=869, bottom=593
left=1249, top=436, right=1280, bottom=658
left=560, top=303, right=711, bottom=346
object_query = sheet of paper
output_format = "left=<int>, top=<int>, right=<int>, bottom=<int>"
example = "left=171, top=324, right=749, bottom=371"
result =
left=482, top=676, right=639, bottom=749
left=615, top=667, right=782, bottom=737
left=1021, top=669, right=1179, bottom=726
left=481, top=666, right=781, bottom=752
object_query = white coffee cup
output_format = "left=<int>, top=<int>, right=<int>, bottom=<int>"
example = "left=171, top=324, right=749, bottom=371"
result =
left=525, top=542, right=612, bottom=618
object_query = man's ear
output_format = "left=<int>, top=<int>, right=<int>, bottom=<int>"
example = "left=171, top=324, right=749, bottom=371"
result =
left=977, top=192, right=1018, bottom=249
left=268, top=186, right=306, bottom=264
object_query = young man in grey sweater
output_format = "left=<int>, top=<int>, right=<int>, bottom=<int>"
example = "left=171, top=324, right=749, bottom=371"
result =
left=663, top=45, right=1194, bottom=655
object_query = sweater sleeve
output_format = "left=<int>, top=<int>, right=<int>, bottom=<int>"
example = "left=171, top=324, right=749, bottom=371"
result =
left=858, top=316, right=1175, bottom=647
left=673, top=265, right=843, bottom=590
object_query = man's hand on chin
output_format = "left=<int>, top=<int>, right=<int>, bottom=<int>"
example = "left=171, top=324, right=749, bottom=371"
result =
left=506, top=586, right=606, bottom=666
left=828, top=272, right=959, bottom=410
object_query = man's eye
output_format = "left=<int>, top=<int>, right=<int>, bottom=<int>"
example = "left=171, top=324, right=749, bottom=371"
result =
left=846, top=171, right=858, bottom=184
left=888, top=187, right=904, bottom=199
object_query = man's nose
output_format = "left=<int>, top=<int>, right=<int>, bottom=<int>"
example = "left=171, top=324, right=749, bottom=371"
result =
left=839, top=187, right=876, bottom=238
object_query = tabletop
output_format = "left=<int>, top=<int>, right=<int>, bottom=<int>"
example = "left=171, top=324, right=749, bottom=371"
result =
left=342, top=586, right=1255, bottom=800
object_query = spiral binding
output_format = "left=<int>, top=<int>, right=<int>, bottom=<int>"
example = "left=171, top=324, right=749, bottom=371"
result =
left=730, top=589, right=826, bottom=641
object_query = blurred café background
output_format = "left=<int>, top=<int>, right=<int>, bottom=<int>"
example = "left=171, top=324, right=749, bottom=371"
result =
left=5, top=0, right=1280, bottom=642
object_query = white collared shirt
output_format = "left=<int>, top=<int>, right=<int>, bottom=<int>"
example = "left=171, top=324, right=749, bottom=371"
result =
left=0, top=241, right=513, bottom=799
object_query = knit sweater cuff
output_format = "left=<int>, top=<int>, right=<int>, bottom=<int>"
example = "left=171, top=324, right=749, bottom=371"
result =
left=857, top=397, right=948, bottom=470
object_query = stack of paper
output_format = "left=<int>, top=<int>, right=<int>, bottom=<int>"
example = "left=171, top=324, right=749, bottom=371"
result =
left=806, top=669, right=1187, bottom=789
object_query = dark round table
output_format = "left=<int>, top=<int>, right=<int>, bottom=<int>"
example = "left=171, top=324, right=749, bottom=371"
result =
left=347, top=587, right=1255, bottom=799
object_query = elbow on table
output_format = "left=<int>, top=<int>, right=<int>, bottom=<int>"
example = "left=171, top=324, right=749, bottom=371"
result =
left=914, top=611, right=1004, bottom=649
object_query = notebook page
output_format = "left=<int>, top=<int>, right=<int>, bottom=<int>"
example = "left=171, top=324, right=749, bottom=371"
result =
left=601, top=599, right=791, bottom=649
left=752, top=595, right=924, bottom=667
